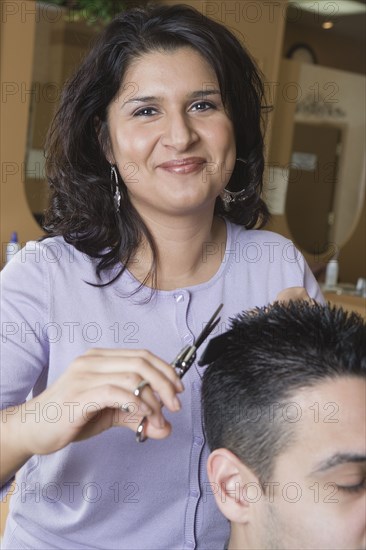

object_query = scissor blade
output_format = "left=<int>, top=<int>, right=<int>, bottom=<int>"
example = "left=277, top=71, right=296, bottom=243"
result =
left=194, top=303, right=223, bottom=349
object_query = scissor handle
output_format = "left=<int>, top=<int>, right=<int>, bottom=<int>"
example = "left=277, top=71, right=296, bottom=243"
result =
left=135, top=347, right=196, bottom=442
left=135, top=303, right=223, bottom=443
left=172, top=345, right=197, bottom=377
left=136, top=416, right=148, bottom=443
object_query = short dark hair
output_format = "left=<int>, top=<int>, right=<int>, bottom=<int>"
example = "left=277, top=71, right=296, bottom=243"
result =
left=202, top=302, right=366, bottom=483
left=44, top=3, right=269, bottom=287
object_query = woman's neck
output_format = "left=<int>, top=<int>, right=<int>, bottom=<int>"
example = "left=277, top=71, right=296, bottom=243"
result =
left=128, top=210, right=227, bottom=291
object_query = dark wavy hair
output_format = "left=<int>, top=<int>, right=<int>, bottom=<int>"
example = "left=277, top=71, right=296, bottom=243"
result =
left=44, top=2, right=270, bottom=286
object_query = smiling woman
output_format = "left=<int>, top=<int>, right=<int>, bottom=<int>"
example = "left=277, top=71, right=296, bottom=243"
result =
left=44, top=4, right=269, bottom=290
left=106, top=48, right=236, bottom=242
left=106, top=53, right=235, bottom=289
left=1, top=4, right=324, bottom=550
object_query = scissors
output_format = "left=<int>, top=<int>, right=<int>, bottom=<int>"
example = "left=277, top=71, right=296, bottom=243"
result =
left=136, top=303, right=224, bottom=442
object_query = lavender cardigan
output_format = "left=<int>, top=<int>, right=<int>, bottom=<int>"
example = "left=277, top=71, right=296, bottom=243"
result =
left=1, top=222, right=323, bottom=549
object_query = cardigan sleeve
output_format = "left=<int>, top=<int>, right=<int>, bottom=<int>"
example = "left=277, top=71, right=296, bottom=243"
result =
left=1, top=242, right=51, bottom=494
left=1, top=242, right=51, bottom=406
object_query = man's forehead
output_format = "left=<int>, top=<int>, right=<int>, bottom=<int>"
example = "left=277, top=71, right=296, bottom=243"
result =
left=275, top=376, right=366, bottom=472
left=291, top=376, right=365, bottom=419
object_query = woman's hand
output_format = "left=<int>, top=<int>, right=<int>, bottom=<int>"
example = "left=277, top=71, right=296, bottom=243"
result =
left=275, top=286, right=314, bottom=304
left=16, top=349, right=184, bottom=457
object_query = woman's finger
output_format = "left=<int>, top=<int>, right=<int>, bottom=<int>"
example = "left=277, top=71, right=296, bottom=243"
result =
left=76, top=372, right=176, bottom=428
left=72, top=356, right=182, bottom=412
left=82, top=348, right=184, bottom=391
left=76, top=385, right=168, bottom=433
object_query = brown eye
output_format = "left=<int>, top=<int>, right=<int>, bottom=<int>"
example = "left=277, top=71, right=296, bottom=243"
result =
left=191, top=101, right=216, bottom=112
left=134, top=107, right=157, bottom=117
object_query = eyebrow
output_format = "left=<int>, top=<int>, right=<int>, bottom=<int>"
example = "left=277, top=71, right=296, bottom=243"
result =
left=312, top=453, right=366, bottom=474
left=121, top=89, right=221, bottom=108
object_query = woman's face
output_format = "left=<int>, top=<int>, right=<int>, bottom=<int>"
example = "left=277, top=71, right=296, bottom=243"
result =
left=107, top=47, right=236, bottom=217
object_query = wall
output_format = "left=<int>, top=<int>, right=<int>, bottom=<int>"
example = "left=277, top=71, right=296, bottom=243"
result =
left=283, top=21, right=366, bottom=75
left=338, top=199, right=366, bottom=283
left=0, top=0, right=41, bottom=266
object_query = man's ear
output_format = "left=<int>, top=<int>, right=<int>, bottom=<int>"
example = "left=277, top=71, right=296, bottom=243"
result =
left=207, top=448, right=259, bottom=524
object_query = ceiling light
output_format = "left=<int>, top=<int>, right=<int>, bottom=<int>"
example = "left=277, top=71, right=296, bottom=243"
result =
left=290, top=1, right=366, bottom=16
left=322, top=21, right=334, bottom=29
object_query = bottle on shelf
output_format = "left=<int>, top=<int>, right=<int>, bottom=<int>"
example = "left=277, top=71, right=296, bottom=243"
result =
left=325, top=258, right=339, bottom=288
left=6, top=231, right=21, bottom=263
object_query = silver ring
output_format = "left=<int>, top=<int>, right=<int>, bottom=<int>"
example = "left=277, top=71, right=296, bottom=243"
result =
left=134, top=380, right=150, bottom=398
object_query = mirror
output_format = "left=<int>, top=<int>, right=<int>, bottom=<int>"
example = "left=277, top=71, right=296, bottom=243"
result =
left=266, top=1, right=366, bottom=258
left=286, top=121, right=342, bottom=255
left=269, top=61, right=365, bottom=255
left=24, top=2, right=101, bottom=227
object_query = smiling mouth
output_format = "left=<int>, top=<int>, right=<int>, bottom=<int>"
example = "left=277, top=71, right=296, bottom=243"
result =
left=157, top=158, right=206, bottom=175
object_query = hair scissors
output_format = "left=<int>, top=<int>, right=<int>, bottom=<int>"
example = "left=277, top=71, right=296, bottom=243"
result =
left=136, top=303, right=224, bottom=442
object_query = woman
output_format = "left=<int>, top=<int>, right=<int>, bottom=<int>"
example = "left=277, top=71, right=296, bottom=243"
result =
left=1, top=4, right=323, bottom=549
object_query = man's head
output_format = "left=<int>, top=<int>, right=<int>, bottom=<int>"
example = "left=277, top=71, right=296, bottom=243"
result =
left=202, top=301, right=366, bottom=549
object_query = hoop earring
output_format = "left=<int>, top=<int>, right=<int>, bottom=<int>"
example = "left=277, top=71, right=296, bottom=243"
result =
left=110, top=164, right=121, bottom=213
left=221, top=157, right=248, bottom=211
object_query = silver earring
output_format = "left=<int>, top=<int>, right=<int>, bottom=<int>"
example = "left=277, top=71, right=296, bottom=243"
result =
left=221, top=157, right=248, bottom=211
left=110, top=164, right=121, bottom=212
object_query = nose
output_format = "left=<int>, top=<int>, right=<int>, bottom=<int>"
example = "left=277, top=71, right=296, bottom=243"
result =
left=160, top=112, right=199, bottom=150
